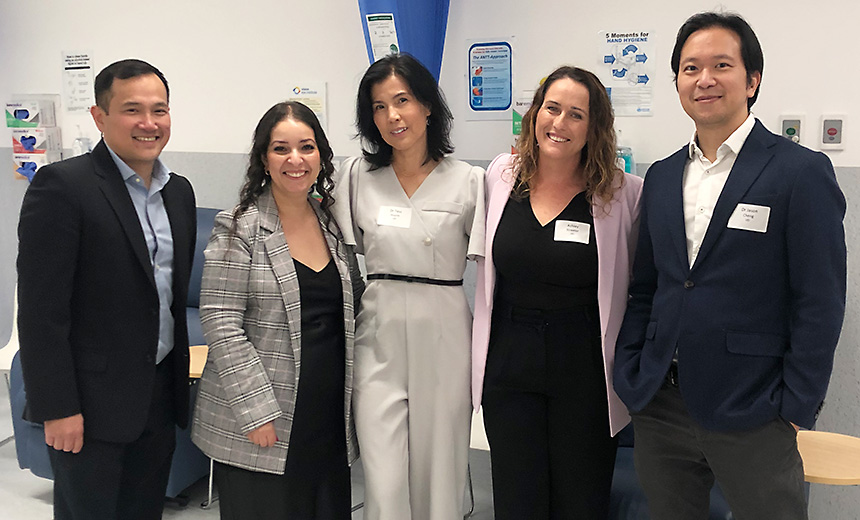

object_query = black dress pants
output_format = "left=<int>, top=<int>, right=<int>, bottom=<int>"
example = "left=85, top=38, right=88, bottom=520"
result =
left=214, top=458, right=351, bottom=520
left=49, top=355, right=177, bottom=520
left=482, top=302, right=618, bottom=520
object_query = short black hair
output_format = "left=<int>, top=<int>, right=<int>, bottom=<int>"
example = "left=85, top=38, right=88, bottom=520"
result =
left=671, top=11, right=764, bottom=108
left=94, top=59, right=169, bottom=112
left=356, top=53, right=453, bottom=168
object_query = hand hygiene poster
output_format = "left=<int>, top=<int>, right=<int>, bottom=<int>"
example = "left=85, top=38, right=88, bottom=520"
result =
left=598, top=30, right=655, bottom=116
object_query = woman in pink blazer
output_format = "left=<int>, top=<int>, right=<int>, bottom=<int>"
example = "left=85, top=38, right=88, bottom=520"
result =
left=471, top=66, right=643, bottom=519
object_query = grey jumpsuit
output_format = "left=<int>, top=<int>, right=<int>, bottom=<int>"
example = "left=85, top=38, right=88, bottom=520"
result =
left=333, top=156, right=485, bottom=520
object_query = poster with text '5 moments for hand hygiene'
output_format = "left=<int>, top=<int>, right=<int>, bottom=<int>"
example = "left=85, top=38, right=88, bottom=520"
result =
left=598, top=30, right=655, bottom=116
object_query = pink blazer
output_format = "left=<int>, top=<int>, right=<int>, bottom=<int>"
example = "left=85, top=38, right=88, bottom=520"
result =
left=471, top=154, right=643, bottom=436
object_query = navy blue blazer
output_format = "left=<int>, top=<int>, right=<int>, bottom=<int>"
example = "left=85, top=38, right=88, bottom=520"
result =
left=613, top=120, right=846, bottom=431
left=17, top=140, right=196, bottom=442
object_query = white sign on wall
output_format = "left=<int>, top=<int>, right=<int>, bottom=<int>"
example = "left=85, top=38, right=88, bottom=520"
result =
left=287, top=82, right=328, bottom=132
left=366, top=14, right=400, bottom=62
left=597, top=31, right=655, bottom=116
left=62, top=51, right=94, bottom=112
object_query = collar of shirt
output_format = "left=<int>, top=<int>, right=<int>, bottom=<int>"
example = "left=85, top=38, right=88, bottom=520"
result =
left=105, top=144, right=172, bottom=193
left=104, top=143, right=176, bottom=364
left=687, top=113, right=756, bottom=167
left=682, top=114, right=756, bottom=267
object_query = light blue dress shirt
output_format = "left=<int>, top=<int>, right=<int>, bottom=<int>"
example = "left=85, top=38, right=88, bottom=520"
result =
left=106, top=146, right=175, bottom=364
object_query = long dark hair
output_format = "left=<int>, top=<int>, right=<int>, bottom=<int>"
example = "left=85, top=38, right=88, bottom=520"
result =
left=356, top=53, right=453, bottom=169
left=233, top=101, right=342, bottom=252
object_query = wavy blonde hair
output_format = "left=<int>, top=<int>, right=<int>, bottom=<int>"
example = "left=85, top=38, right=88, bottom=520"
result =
left=513, top=66, right=622, bottom=209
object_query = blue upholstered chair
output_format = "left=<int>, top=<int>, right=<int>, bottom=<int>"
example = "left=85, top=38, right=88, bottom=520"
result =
left=186, top=207, right=220, bottom=349
left=7, top=207, right=222, bottom=501
left=8, top=350, right=53, bottom=480
left=164, top=206, right=220, bottom=499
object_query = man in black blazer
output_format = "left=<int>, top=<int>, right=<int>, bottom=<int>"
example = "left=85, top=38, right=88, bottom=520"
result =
left=614, top=12, right=846, bottom=519
left=17, top=59, right=196, bottom=520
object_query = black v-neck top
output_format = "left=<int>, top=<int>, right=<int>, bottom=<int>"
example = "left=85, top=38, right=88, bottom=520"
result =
left=286, top=259, right=347, bottom=471
left=492, top=192, right=598, bottom=309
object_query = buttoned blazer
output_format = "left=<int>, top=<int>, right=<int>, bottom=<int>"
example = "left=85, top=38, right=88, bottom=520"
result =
left=191, top=190, right=361, bottom=474
left=17, top=139, right=196, bottom=442
left=613, top=120, right=847, bottom=431
left=471, top=153, right=643, bottom=436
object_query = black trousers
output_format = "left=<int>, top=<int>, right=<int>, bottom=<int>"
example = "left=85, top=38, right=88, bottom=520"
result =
left=214, top=458, right=351, bottom=520
left=48, top=355, right=177, bottom=520
left=631, top=383, right=807, bottom=520
left=482, top=302, right=618, bottom=520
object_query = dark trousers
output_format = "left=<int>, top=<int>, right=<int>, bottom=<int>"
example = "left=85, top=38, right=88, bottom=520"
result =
left=48, top=355, right=177, bottom=520
left=482, top=303, right=618, bottom=520
left=631, top=383, right=807, bottom=520
left=214, top=459, right=351, bottom=520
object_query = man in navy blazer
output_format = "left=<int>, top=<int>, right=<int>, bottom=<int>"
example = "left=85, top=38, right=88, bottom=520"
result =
left=17, top=59, right=196, bottom=520
left=613, top=12, right=846, bottom=519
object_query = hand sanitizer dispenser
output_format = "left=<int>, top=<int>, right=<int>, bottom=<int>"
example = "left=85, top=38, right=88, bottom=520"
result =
left=615, top=129, right=637, bottom=176
left=71, top=126, right=93, bottom=157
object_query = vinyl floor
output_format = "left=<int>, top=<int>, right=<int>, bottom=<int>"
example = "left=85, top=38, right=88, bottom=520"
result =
left=0, top=379, right=495, bottom=520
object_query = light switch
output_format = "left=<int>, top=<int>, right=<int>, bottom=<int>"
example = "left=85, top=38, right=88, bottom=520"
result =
left=779, top=115, right=804, bottom=144
left=821, top=114, right=846, bottom=151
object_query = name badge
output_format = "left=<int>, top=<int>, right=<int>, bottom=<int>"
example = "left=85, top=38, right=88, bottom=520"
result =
left=727, top=203, right=770, bottom=233
left=554, top=220, right=590, bottom=244
left=377, top=206, right=412, bottom=228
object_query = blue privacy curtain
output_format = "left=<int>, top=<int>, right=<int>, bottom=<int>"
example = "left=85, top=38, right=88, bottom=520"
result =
left=357, top=0, right=450, bottom=81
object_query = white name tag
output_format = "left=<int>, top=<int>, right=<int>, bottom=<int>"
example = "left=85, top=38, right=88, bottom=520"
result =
left=554, top=220, right=590, bottom=244
left=727, top=203, right=770, bottom=233
left=377, top=206, right=412, bottom=228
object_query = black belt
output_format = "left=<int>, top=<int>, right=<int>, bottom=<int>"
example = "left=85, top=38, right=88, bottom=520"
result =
left=494, top=300, right=599, bottom=323
left=666, top=361, right=679, bottom=387
left=366, top=273, right=463, bottom=286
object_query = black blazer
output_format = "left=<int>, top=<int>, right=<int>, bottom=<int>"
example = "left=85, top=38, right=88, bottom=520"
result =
left=614, top=120, right=846, bottom=431
left=17, top=140, right=196, bottom=443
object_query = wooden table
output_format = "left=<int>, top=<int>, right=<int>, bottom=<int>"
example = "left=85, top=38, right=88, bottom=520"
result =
left=798, top=430, right=860, bottom=485
left=189, top=345, right=209, bottom=379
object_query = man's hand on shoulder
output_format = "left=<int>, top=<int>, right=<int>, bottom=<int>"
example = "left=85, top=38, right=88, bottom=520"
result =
left=44, top=413, right=84, bottom=453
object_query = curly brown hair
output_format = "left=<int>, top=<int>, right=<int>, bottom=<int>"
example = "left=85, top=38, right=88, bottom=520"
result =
left=513, top=66, right=622, bottom=208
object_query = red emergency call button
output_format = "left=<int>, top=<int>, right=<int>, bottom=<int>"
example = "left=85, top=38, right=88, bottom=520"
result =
left=827, top=127, right=838, bottom=136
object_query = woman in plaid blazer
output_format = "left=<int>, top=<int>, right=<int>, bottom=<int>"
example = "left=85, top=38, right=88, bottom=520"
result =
left=191, top=102, right=363, bottom=520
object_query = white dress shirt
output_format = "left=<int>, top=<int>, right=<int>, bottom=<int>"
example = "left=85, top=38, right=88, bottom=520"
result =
left=683, top=114, right=755, bottom=267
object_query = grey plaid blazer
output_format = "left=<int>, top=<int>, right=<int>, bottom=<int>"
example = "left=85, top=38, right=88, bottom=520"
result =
left=191, top=190, right=361, bottom=474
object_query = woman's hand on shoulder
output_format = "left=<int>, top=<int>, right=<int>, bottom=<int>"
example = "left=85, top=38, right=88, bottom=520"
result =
left=247, top=421, right=278, bottom=447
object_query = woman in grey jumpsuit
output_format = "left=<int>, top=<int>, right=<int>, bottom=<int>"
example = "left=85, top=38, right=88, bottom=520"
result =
left=333, top=54, right=485, bottom=520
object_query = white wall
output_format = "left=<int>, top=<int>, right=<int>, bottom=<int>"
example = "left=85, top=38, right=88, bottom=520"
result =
left=0, top=0, right=370, bottom=158
left=442, top=0, right=860, bottom=167
left=2, top=1, right=856, bottom=165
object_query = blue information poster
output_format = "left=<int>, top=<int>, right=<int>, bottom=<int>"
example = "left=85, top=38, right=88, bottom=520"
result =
left=468, top=41, right=512, bottom=111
